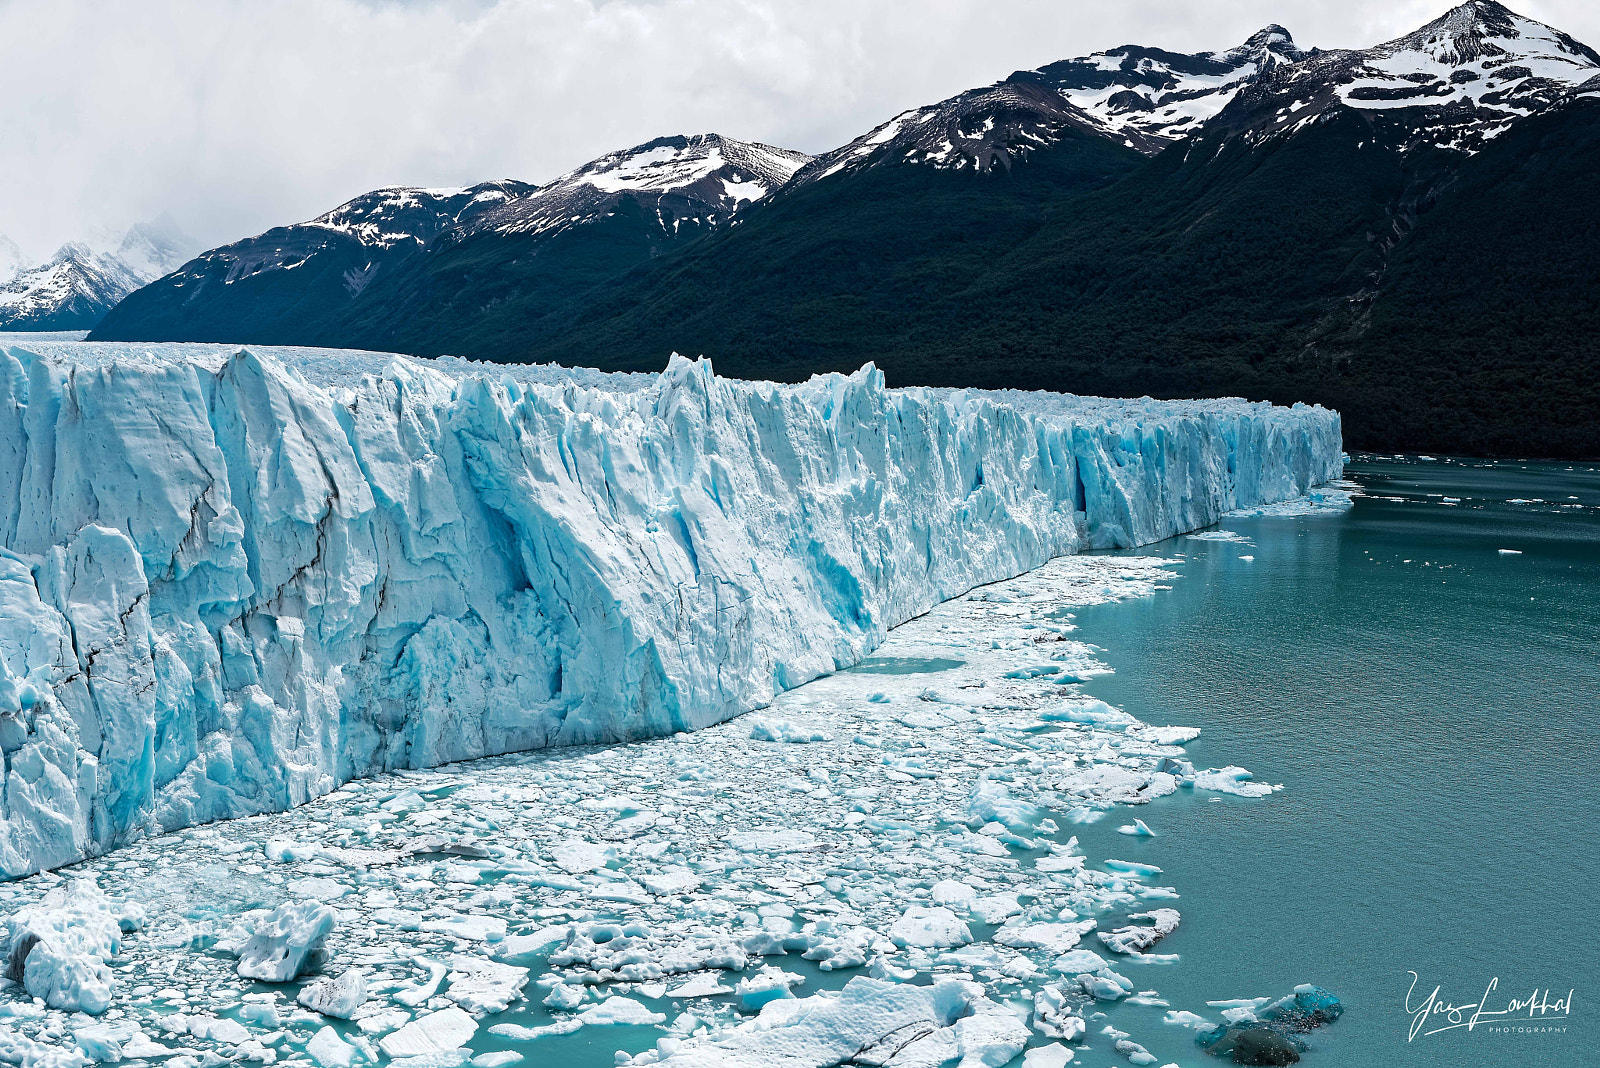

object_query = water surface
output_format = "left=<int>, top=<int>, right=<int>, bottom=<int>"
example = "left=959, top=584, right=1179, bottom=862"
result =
left=1068, top=457, right=1598, bottom=1067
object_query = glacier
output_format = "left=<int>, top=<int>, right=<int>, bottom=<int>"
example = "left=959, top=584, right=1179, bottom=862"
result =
left=0, top=341, right=1341, bottom=877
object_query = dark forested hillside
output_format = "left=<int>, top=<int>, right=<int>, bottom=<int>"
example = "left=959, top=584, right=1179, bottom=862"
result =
left=518, top=100, right=1600, bottom=456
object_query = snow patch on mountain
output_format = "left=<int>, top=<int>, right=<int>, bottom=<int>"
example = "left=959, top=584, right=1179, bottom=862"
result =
left=0, top=341, right=1341, bottom=876
left=1023, top=24, right=1311, bottom=152
left=1216, top=0, right=1600, bottom=152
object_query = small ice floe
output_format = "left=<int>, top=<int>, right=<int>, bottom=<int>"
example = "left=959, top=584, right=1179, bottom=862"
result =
left=1022, top=1043, right=1075, bottom=1067
left=1196, top=984, right=1343, bottom=1063
left=219, top=899, right=335, bottom=982
left=633, top=978, right=1028, bottom=1067
left=298, top=969, right=368, bottom=1018
left=1238, top=555, right=1254, bottom=561
left=735, top=965, right=805, bottom=1009
left=1185, top=530, right=1252, bottom=543
left=1104, top=859, right=1163, bottom=879
left=1194, top=766, right=1280, bottom=798
left=1114, top=1036, right=1159, bottom=1065
left=1117, top=819, right=1157, bottom=837
left=1099, top=909, right=1181, bottom=955
left=379, top=1006, right=479, bottom=1060
left=1032, top=984, right=1087, bottom=1039
left=747, top=717, right=830, bottom=743
left=889, top=906, right=973, bottom=949
left=1498, top=548, right=1523, bottom=555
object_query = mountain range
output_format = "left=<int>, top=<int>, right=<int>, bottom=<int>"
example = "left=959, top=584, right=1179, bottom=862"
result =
left=92, top=1, right=1600, bottom=457
left=0, top=218, right=196, bottom=330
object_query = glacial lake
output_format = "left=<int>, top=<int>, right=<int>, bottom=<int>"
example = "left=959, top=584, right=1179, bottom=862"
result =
left=1066, top=456, right=1598, bottom=1067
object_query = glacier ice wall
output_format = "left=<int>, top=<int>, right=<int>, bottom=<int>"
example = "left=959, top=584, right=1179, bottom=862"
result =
left=0, top=346, right=1341, bottom=876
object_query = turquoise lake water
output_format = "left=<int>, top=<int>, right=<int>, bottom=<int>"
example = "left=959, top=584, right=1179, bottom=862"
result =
left=1064, top=456, right=1598, bottom=1067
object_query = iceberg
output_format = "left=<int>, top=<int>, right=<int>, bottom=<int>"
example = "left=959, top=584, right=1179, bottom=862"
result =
left=0, top=343, right=1341, bottom=875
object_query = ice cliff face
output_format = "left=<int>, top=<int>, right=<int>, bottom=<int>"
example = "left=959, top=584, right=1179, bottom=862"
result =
left=0, top=345, right=1341, bottom=877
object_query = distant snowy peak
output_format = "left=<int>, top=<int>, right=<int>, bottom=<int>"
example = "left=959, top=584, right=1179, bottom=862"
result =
left=0, top=243, right=146, bottom=330
left=478, top=134, right=812, bottom=239
left=790, top=80, right=1112, bottom=187
left=1018, top=24, right=1311, bottom=152
left=1213, top=0, right=1600, bottom=151
left=309, top=180, right=537, bottom=251
left=114, top=216, right=201, bottom=281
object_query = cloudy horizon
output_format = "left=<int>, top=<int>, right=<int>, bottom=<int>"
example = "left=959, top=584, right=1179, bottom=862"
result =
left=1, top=0, right=1594, bottom=264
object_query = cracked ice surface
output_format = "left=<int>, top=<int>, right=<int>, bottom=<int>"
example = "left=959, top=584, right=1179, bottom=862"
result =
left=0, top=343, right=1340, bottom=876
left=0, top=553, right=1272, bottom=1067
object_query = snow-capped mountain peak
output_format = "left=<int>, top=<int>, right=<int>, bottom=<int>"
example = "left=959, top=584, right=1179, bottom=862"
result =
left=1017, top=25, right=1312, bottom=152
left=480, top=134, right=812, bottom=239
left=307, top=180, right=535, bottom=251
left=1214, top=0, right=1600, bottom=151
left=788, top=80, right=1110, bottom=187
left=0, top=243, right=147, bottom=330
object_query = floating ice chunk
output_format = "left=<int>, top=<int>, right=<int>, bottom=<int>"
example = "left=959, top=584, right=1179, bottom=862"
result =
left=1032, top=985, right=1087, bottom=1040
left=1193, top=767, right=1278, bottom=798
left=1052, top=949, right=1108, bottom=974
left=994, top=920, right=1097, bottom=955
left=394, top=958, right=449, bottom=1007
left=636, top=977, right=1023, bottom=1068
left=71, top=1021, right=141, bottom=1062
left=287, top=877, right=350, bottom=901
left=549, top=840, right=614, bottom=873
left=1099, top=909, right=1180, bottom=955
left=1114, top=1037, right=1157, bottom=1064
left=187, top=1016, right=250, bottom=1045
left=579, top=997, right=667, bottom=1026
left=1103, top=859, right=1163, bottom=878
left=1022, top=1044, right=1075, bottom=1068
left=1498, top=548, right=1522, bottom=555
left=378, top=1007, right=478, bottom=1059
left=493, top=926, right=570, bottom=959
left=666, top=975, right=732, bottom=999
left=543, top=984, right=587, bottom=1010
left=1185, top=530, right=1251, bottom=543
left=421, top=913, right=507, bottom=942
left=640, top=871, right=702, bottom=896
left=225, top=900, right=336, bottom=982
left=1163, top=1009, right=1215, bottom=1029
left=747, top=718, right=830, bottom=743
left=3, top=879, right=131, bottom=1013
left=306, top=1027, right=358, bottom=1068
left=967, top=780, right=1039, bottom=830
left=889, top=906, right=972, bottom=949
left=299, top=969, right=368, bottom=1018
left=727, top=828, right=817, bottom=853
left=736, top=966, right=804, bottom=1010
left=930, top=880, right=978, bottom=908
left=1080, top=971, right=1133, bottom=1000
left=444, top=956, right=528, bottom=1013
left=969, top=895, right=1023, bottom=924
left=1116, top=819, right=1156, bottom=837
left=470, top=1054, right=522, bottom=1068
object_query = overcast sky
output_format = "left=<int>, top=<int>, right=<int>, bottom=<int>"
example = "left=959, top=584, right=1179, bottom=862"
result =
left=0, top=0, right=1593, bottom=261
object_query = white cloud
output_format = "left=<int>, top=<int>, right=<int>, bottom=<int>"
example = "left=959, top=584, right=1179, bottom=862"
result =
left=0, top=0, right=1592, bottom=260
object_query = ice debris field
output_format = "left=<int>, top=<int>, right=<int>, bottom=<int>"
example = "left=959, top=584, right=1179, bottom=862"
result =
left=0, top=340, right=1346, bottom=1066
left=0, top=553, right=1346, bottom=1068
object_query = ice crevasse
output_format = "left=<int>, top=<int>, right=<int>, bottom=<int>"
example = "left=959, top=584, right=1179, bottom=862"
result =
left=0, top=345, right=1342, bottom=876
